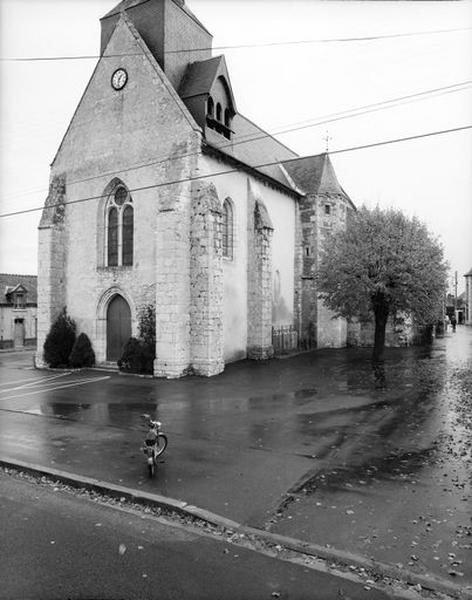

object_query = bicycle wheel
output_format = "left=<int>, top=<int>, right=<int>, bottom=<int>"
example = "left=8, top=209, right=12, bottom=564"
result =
left=154, top=433, right=168, bottom=457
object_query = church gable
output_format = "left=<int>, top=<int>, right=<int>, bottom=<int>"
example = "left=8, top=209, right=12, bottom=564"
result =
left=52, top=13, right=198, bottom=175
left=101, top=0, right=212, bottom=91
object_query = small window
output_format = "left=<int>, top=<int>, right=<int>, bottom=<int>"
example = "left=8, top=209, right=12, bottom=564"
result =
left=14, top=293, right=25, bottom=308
left=216, top=103, right=222, bottom=122
left=305, top=246, right=311, bottom=257
left=324, top=204, right=331, bottom=215
left=222, top=198, right=233, bottom=259
left=207, top=96, right=214, bottom=117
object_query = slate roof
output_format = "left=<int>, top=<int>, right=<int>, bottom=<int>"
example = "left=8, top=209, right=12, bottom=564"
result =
left=102, top=0, right=211, bottom=35
left=103, top=0, right=146, bottom=16
left=205, top=113, right=299, bottom=189
left=179, top=56, right=223, bottom=99
left=282, top=153, right=354, bottom=207
left=0, top=274, right=37, bottom=305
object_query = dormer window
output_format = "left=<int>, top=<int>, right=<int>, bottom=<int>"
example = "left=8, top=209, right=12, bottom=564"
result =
left=200, top=74, right=235, bottom=140
left=14, top=292, right=25, bottom=308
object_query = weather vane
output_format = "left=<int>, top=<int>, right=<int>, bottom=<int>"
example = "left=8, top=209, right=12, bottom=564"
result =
left=324, top=131, right=332, bottom=153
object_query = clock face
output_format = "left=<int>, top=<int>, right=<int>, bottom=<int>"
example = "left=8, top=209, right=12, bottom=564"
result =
left=111, top=68, right=128, bottom=90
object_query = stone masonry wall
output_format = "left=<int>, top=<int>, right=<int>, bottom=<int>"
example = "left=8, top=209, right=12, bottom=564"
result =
left=347, top=313, right=416, bottom=348
left=315, top=193, right=349, bottom=348
left=35, top=175, right=67, bottom=367
left=247, top=197, right=274, bottom=359
left=298, top=192, right=318, bottom=348
left=39, top=16, right=202, bottom=376
left=189, top=180, right=224, bottom=376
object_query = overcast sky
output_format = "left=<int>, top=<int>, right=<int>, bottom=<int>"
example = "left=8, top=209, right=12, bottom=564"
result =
left=1, top=0, right=471, bottom=293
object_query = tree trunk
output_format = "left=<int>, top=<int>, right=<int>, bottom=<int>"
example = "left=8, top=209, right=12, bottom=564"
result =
left=372, top=295, right=389, bottom=362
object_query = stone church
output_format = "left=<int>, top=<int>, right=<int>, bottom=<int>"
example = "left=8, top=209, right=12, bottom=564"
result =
left=37, top=0, right=355, bottom=377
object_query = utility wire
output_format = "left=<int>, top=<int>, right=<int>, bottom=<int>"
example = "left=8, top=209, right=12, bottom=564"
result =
left=1, top=26, right=470, bottom=62
left=170, top=26, right=472, bottom=53
left=1, top=124, right=470, bottom=220
left=2, top=80, right=471, bottom=203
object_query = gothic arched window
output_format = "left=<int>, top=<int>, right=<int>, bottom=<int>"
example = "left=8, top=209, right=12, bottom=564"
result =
left=106, top=185, right=134, bottom=267
left=216, top=102, right=222, bottom=122
left=122, top=205, right=134, bottom=266
left=207, top=96, right=214, bottom=117
left=222, top=198, right=233, bottom=259
left=107, top=207, right=119, bottom=266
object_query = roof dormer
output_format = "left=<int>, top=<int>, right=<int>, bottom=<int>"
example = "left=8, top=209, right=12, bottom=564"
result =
left=5, top=284, right=28, bottom=308
left=179, top=55, right=236, bottom=140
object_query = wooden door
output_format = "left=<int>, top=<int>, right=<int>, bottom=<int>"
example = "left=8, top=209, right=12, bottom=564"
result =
left=106, top=295, right=131, bottom=361
left=14, top=319, right=25, bottom=348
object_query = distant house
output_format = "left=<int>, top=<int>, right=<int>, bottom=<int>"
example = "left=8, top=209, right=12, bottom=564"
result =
left=0, top=274, right=38, bottom=349
left=446, top=291, right=467, bottom=324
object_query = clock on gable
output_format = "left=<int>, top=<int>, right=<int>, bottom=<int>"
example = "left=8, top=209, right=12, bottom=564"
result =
left=111, top=68, right=128, bottom=90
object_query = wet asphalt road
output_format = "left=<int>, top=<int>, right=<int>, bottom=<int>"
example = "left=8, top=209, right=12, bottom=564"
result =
left=0, top=327, right=471, bottom=587
left=2, top=471, right=395, bottom=600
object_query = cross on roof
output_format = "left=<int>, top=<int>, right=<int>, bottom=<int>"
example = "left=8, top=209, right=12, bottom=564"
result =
left=324, top=131, right=332, bottom=152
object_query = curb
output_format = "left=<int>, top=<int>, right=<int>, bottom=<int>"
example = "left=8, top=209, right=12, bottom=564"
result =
left=1, top=457, right=470, bottom=600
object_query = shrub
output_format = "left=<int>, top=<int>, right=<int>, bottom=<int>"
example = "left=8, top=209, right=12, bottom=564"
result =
left=118, top=337, right=154, bottom=374
left=69, top=333, right=96, bottom=368
left=118, top=305, right=156, bottom=375
left=138, top=304, right=156, bottom=347
left=43, top=308, right=76, bottom=368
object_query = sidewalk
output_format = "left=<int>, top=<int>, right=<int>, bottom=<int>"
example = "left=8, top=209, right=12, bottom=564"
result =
left=0, top=330, right=471, bottom=597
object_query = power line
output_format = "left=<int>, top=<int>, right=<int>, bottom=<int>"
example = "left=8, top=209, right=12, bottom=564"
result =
left=170, top=26, right=472, bottom=53
left=228, top=81, right=472, bottom=143
left=2, top=26, right=470, bottom=62
left=2, top=80, right=471, bottom=204
left=1, top=124, right=470, bottom=220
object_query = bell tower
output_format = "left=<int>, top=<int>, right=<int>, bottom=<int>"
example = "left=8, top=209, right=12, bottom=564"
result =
left=100, top=0, right=213, bottom=90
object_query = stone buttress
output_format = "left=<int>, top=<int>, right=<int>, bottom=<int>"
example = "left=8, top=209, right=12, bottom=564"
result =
left=247, top=182, right=274, bottom=359
left=189, top=181, right=224, bottom=376
left=35, top=175, right=68, bottom=367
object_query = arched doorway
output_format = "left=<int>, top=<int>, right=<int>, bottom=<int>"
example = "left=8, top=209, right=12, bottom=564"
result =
left=106, top=295, right=131, bottom=361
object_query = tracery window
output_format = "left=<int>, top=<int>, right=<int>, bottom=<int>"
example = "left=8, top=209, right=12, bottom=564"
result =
left=222, top=198, right=233, bottom=259
left=106, top=185, right=134, bottom=267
